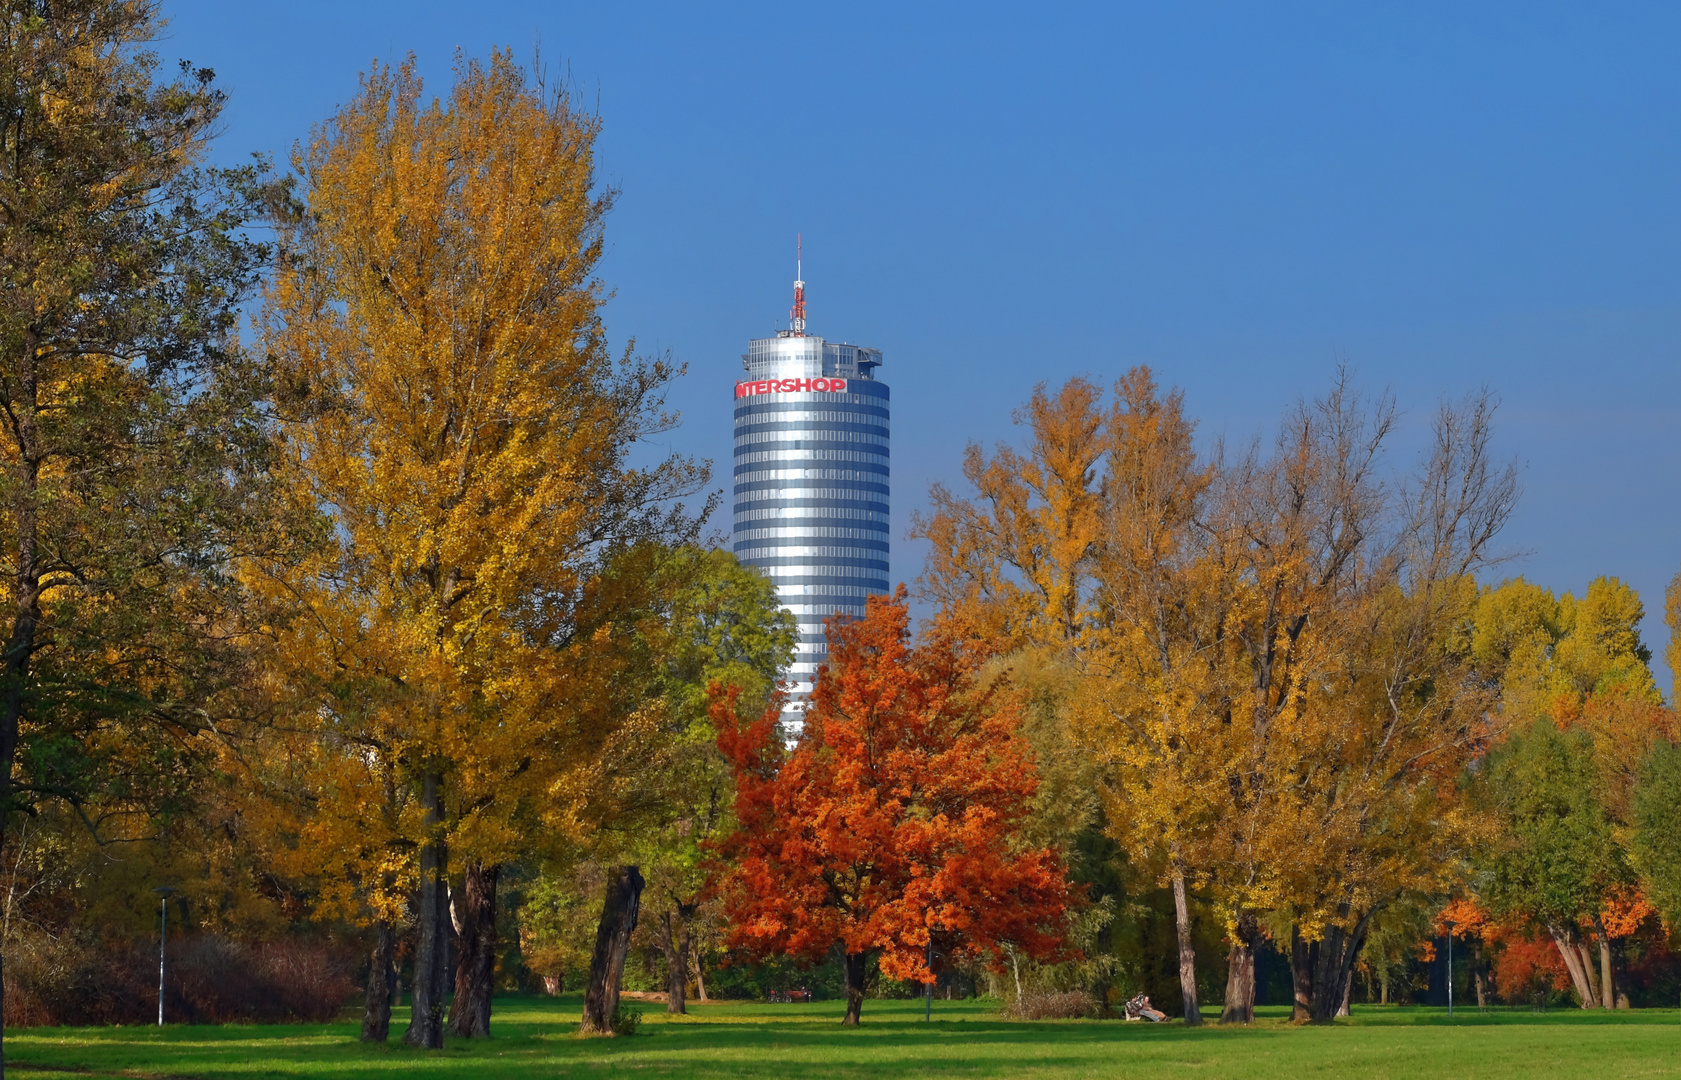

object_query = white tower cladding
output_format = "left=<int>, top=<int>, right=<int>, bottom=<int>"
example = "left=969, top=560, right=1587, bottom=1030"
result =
left=732, top=257, right=888, bottom=722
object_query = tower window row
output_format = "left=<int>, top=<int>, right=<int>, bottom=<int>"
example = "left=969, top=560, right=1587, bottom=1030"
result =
left=735, top=418, right=889, bottom=436
left=769, top=583, right=886, bottom=598
left=782, top=603, right=870, bottom=619
left=739, top=491, right=894, bottom=508
left=734, top=467, right=889, bottom=485
left=736, top=545, right=888, bottom=561
left=734, top=429, right=888, bottom=449
left=735, top=525, right=888, bottom=541
left=735, top=449, right=890, bottom=466
left=735, top=486, right=889, bottom=503
left=733, top=507, right=891, bottom=525
left=760, top=565, right=890, bottom=580
left=734, top=407, right=890, bottom=424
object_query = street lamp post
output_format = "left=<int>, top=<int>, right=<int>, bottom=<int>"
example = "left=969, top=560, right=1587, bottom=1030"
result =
left=1446, top=919, right=1454, bottom=1019
left=925, top=936, right=933, bottom=1022
left=154, top=887, right=176, bottom=1026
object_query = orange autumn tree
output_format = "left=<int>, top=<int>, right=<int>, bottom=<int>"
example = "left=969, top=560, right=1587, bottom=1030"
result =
left=710, top=589, right=1073, bottom=1025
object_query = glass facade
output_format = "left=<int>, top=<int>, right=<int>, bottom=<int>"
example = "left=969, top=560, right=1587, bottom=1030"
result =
left=733, top=332, right=888, bottom=726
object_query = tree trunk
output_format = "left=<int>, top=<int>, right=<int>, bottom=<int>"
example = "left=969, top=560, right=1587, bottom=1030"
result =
left=1547, top=924, right=1598, bottom=1008
left=1309, top=910, right=1374, bottom=1024
left=403, top=772, right=449, bottom=1048
left=842, top=950, right=867, bottom=1026
left=1593, top=916, right=1613, bottom=1012
left=1289, top=924, right=1315, bottom=1023
left=1611, top=935, right=1631, bottom=1009
left=1472, top=938, right=1488, bottom=1008
left=1427, top=934, right=1449, bottom=1006
left=361, top=921, right=397, bottom=1042
left=1219, top=912, right=1258, bottom=1024
left=581, top=865, right=643, bottom=1036
left=447, top=861, right=498, bottom=1038
left=1578, top=940, right=1602, bottom=1007
left=660, top=910, right=686, bottom=1014
left=1380, top=968, right=1388, bottom=1005
left=1170, top=869, right=1202, bottom=1025
left=692, top=952, right=708, bottom=1003
left=1092, top=902, right=1116, bottom=1013
left=676, top=903, right=697, bottom=1012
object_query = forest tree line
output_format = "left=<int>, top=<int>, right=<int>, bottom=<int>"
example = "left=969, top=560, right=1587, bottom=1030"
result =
left=2, top=0, right=1679, bottom=1047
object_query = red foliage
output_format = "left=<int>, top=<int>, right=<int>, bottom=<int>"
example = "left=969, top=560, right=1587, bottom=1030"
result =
left=1491, top=933, right=1573, bottom=1001
left=710, top=588, right=1073, bottom=986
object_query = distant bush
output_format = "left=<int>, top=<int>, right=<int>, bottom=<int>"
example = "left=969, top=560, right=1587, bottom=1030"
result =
left=4, top=931, right=357, bottom=1027
left=1000, top=989, right=1098, bottom=1020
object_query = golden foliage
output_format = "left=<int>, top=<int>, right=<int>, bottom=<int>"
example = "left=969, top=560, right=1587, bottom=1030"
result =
left=915, top=367, right=1520, bottom=999
left=245, top=52, right=708, bottom=923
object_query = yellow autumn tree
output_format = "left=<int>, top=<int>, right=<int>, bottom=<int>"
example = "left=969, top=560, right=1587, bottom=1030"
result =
left=1667, top=569, right=1681, bottom=708
left=917, top=369, right=1521, bottom=1025
left=248, top=53, right=708, bottom=1047
left=1075, top=369, right=1234, bottom=1025
left=917, top=379, right=1106, bottom=648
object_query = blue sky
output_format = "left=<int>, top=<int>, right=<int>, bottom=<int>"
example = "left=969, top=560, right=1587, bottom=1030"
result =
left=165, top=1, right=1681, bottom=690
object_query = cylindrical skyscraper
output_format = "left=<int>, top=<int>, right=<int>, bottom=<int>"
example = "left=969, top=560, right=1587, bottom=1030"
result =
left=732, top=256, right=888, bottom=722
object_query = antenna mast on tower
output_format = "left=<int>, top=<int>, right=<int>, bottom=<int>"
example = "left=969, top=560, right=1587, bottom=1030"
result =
left=789, top=234, right=807, bottom=336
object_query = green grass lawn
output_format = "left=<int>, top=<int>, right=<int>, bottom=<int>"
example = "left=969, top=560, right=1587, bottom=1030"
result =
left=9, top=996, right=1680, bottom=1079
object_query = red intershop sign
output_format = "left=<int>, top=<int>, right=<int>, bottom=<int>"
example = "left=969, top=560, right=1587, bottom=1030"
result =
left=735, top=377, right=848, bottom=398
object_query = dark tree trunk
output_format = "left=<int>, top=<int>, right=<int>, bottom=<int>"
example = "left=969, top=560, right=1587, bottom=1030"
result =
left=1308, top=909, right=1374, bottom=1025
left=1427, top=934, right=1449, bottom=1007
left=403, top=772, right=449, bottom=1049
left=842, top=951, right=868, bottom=1026
left=361, top=921, right=397, bottom=1042
left=1220, top=912, right=1258, bottom=1024
left=1092, top=901, right=1116, bottom=1012
left=1170, top=869, right=1202, bottom=1025
left=581, top=865, right=643, bottom=1035
left=447, top=860, right=499, bottom=1038
left=1611, top=935, right=1631, bottom=1009
left=1289, top=924, right=1315, bottom=1023
left=677, top=900, right=698, bottom=1003
left=661, top=910, right=686, bottom=1014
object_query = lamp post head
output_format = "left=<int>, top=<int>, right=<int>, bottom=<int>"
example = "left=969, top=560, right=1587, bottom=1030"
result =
left=153, top=886, right=177, bottom=898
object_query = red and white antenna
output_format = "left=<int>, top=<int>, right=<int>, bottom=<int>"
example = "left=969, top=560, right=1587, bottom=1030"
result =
left=789, top=233, right=807, bottom=336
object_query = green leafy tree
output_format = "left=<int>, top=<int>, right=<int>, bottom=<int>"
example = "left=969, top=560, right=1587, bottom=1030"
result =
left=1481, top=723, right=1626, bottom=1007
left=607, top=545, right=794, bottom=1014
left=1632, top=740, right=1681, bottom=930
left=0, top=0, right=282, bottom=1055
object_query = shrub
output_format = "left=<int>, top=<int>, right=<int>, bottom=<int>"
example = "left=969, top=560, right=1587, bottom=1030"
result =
left=610, top=1002, right=643, bottom=1036
left=1001, top=989, right=1098, bottom=1020
left=2, top=930, right=357, bottom=1027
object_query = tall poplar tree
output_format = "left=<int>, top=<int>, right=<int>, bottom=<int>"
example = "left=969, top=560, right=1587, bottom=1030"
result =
left=0, top=1, right=278, bottom=1068
left=255, top=53, right=707, bottom=1047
